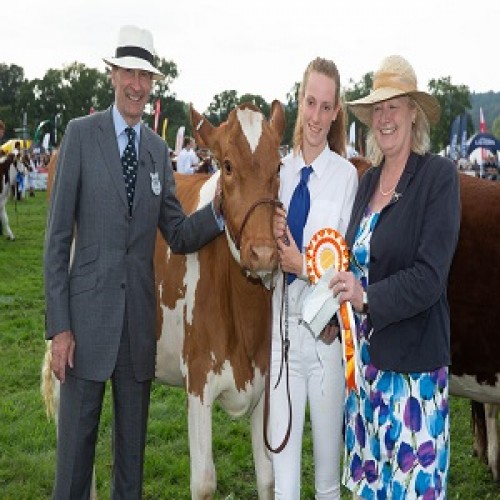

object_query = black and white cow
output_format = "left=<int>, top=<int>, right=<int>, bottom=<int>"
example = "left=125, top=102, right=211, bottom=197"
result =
left=0, top=153, right=17, bottom=240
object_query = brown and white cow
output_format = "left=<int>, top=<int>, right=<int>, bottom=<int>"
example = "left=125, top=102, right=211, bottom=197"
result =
left=447, top=174, right=500, bottom=401
left=154, top=101, right=284, bottom=499
left=447, top=173, right=500, bottom=482
left=471, top=400, right=500, bottom=482
left=42, top=101, right=285, bottom=499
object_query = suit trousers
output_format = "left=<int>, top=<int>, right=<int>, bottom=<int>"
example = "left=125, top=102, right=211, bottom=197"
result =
left=270, top=318, right=345, bottom=499
left=53, top=321, right=152, bottom=500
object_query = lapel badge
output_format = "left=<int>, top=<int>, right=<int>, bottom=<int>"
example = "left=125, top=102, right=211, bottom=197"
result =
left=150, top=172, right=161, bottom=196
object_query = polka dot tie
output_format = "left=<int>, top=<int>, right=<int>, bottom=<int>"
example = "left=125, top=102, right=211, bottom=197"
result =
left=122, top=127, right=138, bottom=214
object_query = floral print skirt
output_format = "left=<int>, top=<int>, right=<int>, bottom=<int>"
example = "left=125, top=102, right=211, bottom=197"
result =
left=342, top=317, right=450, bottom=499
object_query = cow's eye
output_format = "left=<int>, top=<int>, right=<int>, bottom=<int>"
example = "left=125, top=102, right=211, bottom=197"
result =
left=224, top=160, right=232, bottom=174
left=277, top=162, right=283, bottom=174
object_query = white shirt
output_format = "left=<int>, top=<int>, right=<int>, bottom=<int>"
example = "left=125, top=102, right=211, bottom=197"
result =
left=273, top=144, right=359, bottom=317
left=176, top=148, right=199, bottom=174
left=112, top=105, right=140, bottom=156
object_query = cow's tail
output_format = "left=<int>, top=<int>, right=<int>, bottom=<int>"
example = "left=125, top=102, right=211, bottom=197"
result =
left=41, top=341, right=55, bottom=420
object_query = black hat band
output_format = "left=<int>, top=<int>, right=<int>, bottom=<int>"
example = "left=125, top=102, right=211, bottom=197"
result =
left=115, top=45, right=154, bottom=64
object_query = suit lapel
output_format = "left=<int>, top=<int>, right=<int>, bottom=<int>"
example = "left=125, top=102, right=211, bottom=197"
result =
left=96, top=108, right=129, bottom=210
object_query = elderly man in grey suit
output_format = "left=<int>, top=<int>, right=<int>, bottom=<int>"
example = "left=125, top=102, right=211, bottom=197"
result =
left=44, top=25, right=223, bottom=499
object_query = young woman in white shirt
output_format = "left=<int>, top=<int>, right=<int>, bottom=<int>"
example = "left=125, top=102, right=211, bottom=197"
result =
left=270, top=57, right=358, bottom=499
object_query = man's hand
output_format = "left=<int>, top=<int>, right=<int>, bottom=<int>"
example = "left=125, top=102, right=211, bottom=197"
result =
left=51, top=330, right=75, bottom=383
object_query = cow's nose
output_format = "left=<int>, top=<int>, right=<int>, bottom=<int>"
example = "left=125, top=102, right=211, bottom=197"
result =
left=248, top=244, right=278, bottom=271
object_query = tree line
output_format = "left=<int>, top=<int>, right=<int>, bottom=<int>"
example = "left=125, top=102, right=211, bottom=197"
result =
left=1, top=56, right=496, bottom=154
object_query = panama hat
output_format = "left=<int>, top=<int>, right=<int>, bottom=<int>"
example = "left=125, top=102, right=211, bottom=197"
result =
left=347, top=55, right=440, bottom=126
left=103, top=25, right=165, bottom=80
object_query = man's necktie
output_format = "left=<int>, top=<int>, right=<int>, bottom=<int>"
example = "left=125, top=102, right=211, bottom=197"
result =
left=286, top=165, right=313, bottom=284
left=122, top=127, right=138, bottom=214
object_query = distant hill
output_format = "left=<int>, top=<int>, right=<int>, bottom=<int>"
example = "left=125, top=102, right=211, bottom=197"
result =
left=469, top=92, right=500, bottom=132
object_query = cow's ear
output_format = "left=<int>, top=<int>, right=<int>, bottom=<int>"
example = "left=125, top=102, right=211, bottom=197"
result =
left=269, top=100, right=286, bottom=141
left=190, top=104, right=215, bottom=149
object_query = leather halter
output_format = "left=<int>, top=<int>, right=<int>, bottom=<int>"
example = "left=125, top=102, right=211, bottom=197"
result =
left=233, top=198, right=282, bottom=250
left=263, top=276, right=292, bottom=454
left=225, top=192, right=292, bottom=452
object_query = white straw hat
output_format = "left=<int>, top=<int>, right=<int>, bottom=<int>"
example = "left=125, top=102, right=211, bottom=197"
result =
left=103, top=25, right=165, bottom=80
left=347, top=55, right=440, bottom=126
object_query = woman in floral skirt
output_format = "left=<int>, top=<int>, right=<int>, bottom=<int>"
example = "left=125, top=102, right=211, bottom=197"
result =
left=329, top=55, right=460, bottom=499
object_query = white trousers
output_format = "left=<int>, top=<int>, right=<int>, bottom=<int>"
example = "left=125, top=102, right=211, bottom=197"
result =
left=270, top=318, right=345, bottom=499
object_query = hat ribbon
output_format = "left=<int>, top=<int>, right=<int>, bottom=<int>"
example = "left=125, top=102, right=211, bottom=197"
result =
left=373, top=71, right=416, bottom=94
left=116, top=45, right=154, bottom=64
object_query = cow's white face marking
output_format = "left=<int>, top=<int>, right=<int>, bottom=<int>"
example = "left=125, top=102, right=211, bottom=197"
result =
left=236, top=108, right=263, bottom=154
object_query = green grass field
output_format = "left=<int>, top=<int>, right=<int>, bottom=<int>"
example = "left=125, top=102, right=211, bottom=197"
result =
left=0, top=193, right=498, bottom=499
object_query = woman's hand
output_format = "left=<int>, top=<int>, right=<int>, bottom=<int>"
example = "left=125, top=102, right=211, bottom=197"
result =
left=329, top=271, right=365, bottom=312
left=319, top=320, right=340, bottom=344
left=273, top=205, right=287, bottom=241
left=277, top=226, right=303, bottom=276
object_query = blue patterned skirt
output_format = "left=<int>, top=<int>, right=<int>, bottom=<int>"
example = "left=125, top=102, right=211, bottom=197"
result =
left=342, top=316, right=450, bottom=499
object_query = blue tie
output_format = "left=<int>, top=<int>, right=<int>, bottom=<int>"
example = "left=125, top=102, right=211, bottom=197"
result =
left=122, top=127, right=138, bottom=215
left=287, top=165, right=313, bottom=284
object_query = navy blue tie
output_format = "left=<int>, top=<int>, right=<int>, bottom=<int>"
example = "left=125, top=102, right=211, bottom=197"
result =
left=122, top=127, right=138, bottom=215
left=287, top=165, right=313, bottom=284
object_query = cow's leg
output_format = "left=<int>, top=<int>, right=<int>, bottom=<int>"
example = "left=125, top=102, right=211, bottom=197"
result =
left=485, top=403, right=500, bottom=481
left=0, top=204, right=14, bottom=240
left=471, top=400, right=487, bottom=462
left=188, top=393, right=216, bottom=499
left=250, top=393, right=273, bottom=500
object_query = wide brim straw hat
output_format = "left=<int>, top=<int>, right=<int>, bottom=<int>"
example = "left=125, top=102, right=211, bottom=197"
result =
left=347, top=55, right=440, bottom=126
left=103, top=25, right=165, bottom=81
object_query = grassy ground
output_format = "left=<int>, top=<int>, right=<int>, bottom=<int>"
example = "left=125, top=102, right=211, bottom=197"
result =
left=0, top=193, right=499, bottom=499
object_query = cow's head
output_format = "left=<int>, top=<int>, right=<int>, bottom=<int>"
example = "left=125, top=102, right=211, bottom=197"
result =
left=190, top=101, right=285, bottom=276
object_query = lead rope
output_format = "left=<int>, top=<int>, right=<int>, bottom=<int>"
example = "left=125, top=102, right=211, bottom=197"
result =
left=263, top=272, right=292, bottom=454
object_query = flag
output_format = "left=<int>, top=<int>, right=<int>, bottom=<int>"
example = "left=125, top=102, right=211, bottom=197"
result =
left=479, top=107, right=487, bottom=161
left=175, top=126, right=185, bottom=156
left=349, top=122, right=356, bottom=146
left=449, top=115, right=460, bottom=161
left=162, top=118, right=168, bottom=141
left=42, top=133, right=50, bottom=151
left=153, top=99, right=161, bottom=134
left=459, top=113, right=468, bottom=158
left=479, top=107, right=487, bottom=133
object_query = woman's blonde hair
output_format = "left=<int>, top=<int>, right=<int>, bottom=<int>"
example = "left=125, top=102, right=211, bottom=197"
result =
left=293, top=57, right=346, bottom=157
left=366, top=96, right=431, bottom=166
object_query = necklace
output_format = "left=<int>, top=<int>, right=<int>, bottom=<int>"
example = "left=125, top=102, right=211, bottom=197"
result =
left=379, top=172, right=399, bottom=196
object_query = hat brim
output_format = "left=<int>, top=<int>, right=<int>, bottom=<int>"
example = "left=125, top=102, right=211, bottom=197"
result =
left=103, top=56, right=165, bottom=80
left=347, top=87, right=440, bottom=126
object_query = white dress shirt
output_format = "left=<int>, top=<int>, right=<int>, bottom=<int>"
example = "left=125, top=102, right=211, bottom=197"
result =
left=273, top=144, right=359, bottom=318
left=176, top=148, right=199, bottom=174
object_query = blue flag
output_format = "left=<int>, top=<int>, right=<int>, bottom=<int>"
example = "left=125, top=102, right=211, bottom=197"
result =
left=449, top=115, right=460, bottom=161
left=459, top=114, right=468, bottom=158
